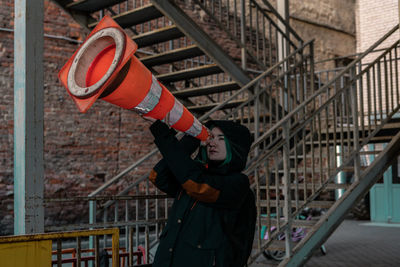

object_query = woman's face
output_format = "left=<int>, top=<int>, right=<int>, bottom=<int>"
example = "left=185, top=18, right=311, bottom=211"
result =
left=206, top=127, right=227, bottom=161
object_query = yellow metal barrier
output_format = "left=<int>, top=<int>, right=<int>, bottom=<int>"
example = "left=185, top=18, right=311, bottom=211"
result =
left=0, top=228, right=119, bottom=267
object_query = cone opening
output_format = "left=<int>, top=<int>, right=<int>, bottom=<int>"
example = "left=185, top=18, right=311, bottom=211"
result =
left=85, top=43, right=116, bottom=87
left=67, top=27, right=125, bottom=99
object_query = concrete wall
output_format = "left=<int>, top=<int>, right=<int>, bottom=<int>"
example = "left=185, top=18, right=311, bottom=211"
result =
left=265, top=0, right=356, bottom=70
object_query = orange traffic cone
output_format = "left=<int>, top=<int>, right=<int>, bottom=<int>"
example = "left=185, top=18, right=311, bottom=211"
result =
left=58, top=16, right=209, bottom=141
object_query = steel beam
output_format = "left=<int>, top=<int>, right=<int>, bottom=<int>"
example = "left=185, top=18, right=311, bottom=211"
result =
left=14, top=0, right=44, bottom=234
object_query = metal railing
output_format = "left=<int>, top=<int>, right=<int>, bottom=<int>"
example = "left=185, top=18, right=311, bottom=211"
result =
left=0, top=228, right=120, bottom=267
left=247, top=24, right=400, bottom=263
left=189, top=0, right=303, bottom=69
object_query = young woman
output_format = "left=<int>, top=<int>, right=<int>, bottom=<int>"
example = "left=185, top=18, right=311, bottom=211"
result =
left=148, top=119, right=256, bottom=267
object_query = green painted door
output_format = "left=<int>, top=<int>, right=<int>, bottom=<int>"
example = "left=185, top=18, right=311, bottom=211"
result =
left=370, top=157, right=400, bottom=223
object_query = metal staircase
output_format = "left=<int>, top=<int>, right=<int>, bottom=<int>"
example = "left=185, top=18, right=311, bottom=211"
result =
left=246, top=24, right=400, bottom=266
left=49, top=1, right=400, bottom=266
left=49, top=0, right=308, bottom=262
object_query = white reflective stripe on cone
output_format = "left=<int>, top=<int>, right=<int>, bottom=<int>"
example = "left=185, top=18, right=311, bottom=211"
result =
left=185, top=118, right=202, bottom=137
left=133, top=75, right=162, bottom=114
left=163, top=99, right=184, bottom=126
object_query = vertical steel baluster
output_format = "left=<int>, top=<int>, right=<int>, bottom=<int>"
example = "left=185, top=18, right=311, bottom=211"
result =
left=129, top=227, right=133, bottom=267
left=57, top=239, right=62, bottom=267
left=240, top=0, right=246, bottom=69
left=282, top=121, right=292, bottom=258
left=384, top=55, right=389, bottom=114
left=135, top=185, right=139, bottom=249
left=377, top=62, right=383, bottom=121
left=77, top=237, right=82, bottom=267
left=366, top=70, right=372, bottom=133
left=395, top=47, right=399, bottom=106
left=125, top=200, right=129, bottom=252
left=94, top=235, right=100, bottom=267
left=350, top=67, right=361, bottom=182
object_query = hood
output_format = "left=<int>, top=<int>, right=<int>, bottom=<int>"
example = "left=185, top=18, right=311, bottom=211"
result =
left=204, top=120, right=252, bottom=173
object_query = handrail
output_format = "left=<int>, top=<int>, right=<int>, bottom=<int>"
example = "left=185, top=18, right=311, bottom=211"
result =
left=259, top=0, right=303, bottom=44
left=0, top=228, right=120, bottom=267
left=252, top=24, right=400, bottom=149
left=189, top=0, right=302, bottom=70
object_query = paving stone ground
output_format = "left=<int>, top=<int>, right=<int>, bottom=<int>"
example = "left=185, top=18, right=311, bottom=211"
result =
left=250, top=219, right=400, bottom=267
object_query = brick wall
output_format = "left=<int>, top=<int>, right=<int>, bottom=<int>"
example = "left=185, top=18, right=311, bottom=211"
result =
left=0, top=0, right=158, bottom=235
left=356, top=0, right=398, bottom=54
left=356, top=0, right=399, bottom=118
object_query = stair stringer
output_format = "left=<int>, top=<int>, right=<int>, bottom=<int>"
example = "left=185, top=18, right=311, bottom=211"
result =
left=151, top=0, right=251, bottom=87
left=280, top=131, right=400, bottom=267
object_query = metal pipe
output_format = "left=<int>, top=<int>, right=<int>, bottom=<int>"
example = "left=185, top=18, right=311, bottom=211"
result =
left=240, top=0, right=246, bottom=69
left=282, top=121, right=292, bottom=257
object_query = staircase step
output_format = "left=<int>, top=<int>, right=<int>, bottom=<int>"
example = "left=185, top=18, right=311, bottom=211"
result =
left=187, top=99, right=247, bottom=113
left=260, top=183, right=350, bottom=190
left=266, top=240, right=286, bottom=251
left=260, top=200, right=334, bottom=209
left=252, top=240, right=288, bottom=251
left=231, top=113, right=272, bottom=124
left=141, top=45, right=204, bottom=67
left=67, top=0, right=126, bottom=13
left=305, top=140, right=357, bottom=146
left=360, top=150, right=382, bottom=155
left=370, top=135, right=393, bottom=142
left=260, top=218, right=317, bottom=228
left=274, top=167, right=346, bottom=174
left=132, top=25, right=184, bottom=47
left=172, top=81, right=240, bottom=98
left=156, top=64, right=223, bottom=84
left=88, top=4, right=163, bottom=29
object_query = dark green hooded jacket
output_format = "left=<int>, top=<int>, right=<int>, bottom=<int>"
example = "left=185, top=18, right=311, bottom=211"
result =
left=149, top=120, right=256, bottom=267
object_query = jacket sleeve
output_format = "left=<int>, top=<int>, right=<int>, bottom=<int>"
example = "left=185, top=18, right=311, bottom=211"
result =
left=150, top=120, right=249, bottom=209
left=150, top=159, right=181, bottom=197
left=149, top=123, right=201, bottom=198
